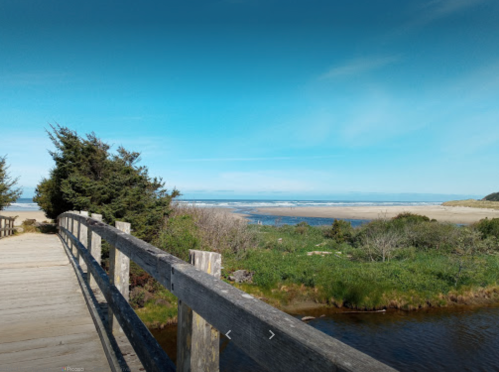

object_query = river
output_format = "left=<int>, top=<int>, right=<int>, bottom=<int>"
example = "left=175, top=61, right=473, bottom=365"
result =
left=151, top=304, right=499, bottom=371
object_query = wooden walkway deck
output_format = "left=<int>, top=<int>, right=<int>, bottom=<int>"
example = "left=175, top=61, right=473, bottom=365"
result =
left=0, top=233, right=111, bottom=372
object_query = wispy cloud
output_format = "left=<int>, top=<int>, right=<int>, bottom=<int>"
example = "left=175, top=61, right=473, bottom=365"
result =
left=404, top=0, right=487, bottom=29
left=320, top=56, right=401, bottom=79
left=179, top=155, right=340, bottom=162
left=425, top=0, right=485, bottom=21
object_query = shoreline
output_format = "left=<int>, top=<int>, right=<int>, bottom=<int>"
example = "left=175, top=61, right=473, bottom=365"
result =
left=255, top=205, right=499, bottom=224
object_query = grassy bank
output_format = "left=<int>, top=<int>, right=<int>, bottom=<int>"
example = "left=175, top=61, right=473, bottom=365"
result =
left=129, top=210, right=499, bottom=328
left=223, top=225, right=499, bottom=311
left=443, top=199, right=499, bottom=210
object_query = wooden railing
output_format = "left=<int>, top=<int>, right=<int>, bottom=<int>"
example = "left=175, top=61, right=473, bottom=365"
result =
left=58, top=211, right=397, bottom=372
left=0, top=215, right=16, bottom=238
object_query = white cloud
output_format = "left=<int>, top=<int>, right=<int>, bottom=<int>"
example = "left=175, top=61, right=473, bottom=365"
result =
left=425, top=0, right=485, bottom=21
left=320, top=56, right=401, bottom=79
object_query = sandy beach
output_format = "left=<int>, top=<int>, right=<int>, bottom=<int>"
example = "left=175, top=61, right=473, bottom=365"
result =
left=0, top=211, right=49, bottom=226
left=256, top=205, right=499, bottom=224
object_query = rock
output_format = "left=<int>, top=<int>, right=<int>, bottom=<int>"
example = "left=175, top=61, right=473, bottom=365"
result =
left=155, top=299, right=170, bottom=306
left=306, top=251, right=333, bottom=256
left=277, top=238, right=283, bottom=244
left=228, top=270, right=254, bottom=284
left=301, top=316, right=315, bottom=321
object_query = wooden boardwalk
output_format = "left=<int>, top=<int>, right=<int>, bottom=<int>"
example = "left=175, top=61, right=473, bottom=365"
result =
left=0, top=233, right=111, bottom=372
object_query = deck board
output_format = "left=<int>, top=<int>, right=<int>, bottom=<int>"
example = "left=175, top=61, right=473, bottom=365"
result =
left=0, top=233, right=111, bottom=372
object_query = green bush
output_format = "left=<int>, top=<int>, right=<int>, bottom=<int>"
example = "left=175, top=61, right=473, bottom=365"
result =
left=324, top=219, right=354, bottom=243
left=154, top=215, right=200, bottom=261
left=475, top=218, right=499, bottom=239
left=295, top=221, right=309, bottom=235
left=406, top=222, right=460, bottom=251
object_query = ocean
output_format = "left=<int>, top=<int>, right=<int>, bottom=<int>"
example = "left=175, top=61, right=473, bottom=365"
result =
left=6, top=198, right=442, bottom=227
left=178, top=199, right=442, bottom=227
left=4, top=198, right=41, bottom=211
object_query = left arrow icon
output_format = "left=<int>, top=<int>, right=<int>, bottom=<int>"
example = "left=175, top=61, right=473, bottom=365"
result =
left=225, top=330, right=232, bottom=339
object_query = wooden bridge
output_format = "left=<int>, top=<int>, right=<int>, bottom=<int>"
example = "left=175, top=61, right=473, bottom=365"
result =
left=0, top=211, right=397, bottom=372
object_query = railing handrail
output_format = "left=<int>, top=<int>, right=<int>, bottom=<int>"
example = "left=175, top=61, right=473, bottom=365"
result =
left=58, top=211, right=397, bottom=372
left=0, top=214, right=16, bottom=238
left=0, top=215, right=16, bottom=220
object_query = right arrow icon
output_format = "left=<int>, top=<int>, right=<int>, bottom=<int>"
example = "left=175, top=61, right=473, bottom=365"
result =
left=269, top=330, right=275, bottom=340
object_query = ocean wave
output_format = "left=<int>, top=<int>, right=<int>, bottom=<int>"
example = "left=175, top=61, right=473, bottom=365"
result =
left=178, top=200, right=442, bottom=208
left=4, top=203, right=41, bottom=211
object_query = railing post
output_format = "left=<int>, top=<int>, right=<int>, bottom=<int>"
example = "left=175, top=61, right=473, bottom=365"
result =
left=0, top=218, right=4, bottom=238
left=70, top=214, right=76, bottom=255
left=87, top=213, right=103, bottom=289
left=108, top=220, right=131, bottom=334
left=78, top=211, right=89, bottom=272
left=177, top=250, right=222, bottom=372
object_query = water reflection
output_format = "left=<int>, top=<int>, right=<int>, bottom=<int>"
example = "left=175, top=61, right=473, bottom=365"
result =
left=152, top=305, right=499, bottom=371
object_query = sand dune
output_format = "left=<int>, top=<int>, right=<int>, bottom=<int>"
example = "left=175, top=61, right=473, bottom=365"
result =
left=256, top=205, right=499, bottom=224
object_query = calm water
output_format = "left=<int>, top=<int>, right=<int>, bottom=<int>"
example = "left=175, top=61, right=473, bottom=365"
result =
left=151, top=305, right=499, bottom=372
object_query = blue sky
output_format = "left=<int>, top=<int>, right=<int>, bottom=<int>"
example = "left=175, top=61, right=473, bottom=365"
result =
left=1, top=0, right=498, bottom=200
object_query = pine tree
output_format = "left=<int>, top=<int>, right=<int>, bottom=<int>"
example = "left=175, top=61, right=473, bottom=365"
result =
left=0, top=156, right=22, bottom=210
left=34, top=125, right=179, bottom=241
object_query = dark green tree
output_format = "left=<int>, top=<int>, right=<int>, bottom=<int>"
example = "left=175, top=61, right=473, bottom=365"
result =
left=34, top=125, right=179, bottom=241
left=0, top=156, right=22, bottom=210
left=483, top=192, right=499, bottom=201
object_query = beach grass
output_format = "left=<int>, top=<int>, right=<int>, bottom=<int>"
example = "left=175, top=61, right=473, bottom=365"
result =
left=443, top=199, right=499, bottom=210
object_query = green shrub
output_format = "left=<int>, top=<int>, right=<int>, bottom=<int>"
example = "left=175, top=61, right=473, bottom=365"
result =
left=295, top=222, right=309, bottom=235
left=406, top=222, right=460, bottom=251
left=154, top=215, right=200, bottom=261
left=392, top=212, right=431, bottom=223
left=324, top=219, right=354, bottom=243
left=475, top=218, right=499, bottom=239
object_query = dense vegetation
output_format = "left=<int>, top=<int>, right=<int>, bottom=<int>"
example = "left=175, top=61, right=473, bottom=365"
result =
left=483, top=192, right=499, bottom=201
left=0, top=155, right=22, bottom=210
left=34, top=125, right=179, bottom=241
left=132, top=208, right=499, bottom=328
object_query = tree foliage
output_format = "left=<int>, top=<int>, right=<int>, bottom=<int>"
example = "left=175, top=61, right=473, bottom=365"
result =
left=483, top=192, right=499, bottom=201
left=34, top=125, right=179, bottom=241
left=0, top=156, right=22, bottom=210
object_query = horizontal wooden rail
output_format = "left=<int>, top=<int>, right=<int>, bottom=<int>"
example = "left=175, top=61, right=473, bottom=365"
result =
left=60, top=223, right=176, bottom=372
left=58, top=211, right=397, bottom=372
left=0, top=215, right=16, bottom=238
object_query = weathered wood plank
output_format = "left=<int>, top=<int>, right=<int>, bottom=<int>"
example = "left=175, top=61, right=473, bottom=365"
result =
left=0, top=294, right=85, bottom=311
left=177, top=250, right=221, bottom=372
left=62, top=211, right=397, bottom=372
left=61, top=225, right=176, bottom=372
left=88, top=213, right=103, bottom=289
left=109, top=220, right=131, bottom=334
left=0, top=233, right=112, bottom=372
left=0, top=332, right=97, bottom=354
left=0, top=336, right=105, bottom=364
left=79, top=211, right=89, bottom=271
